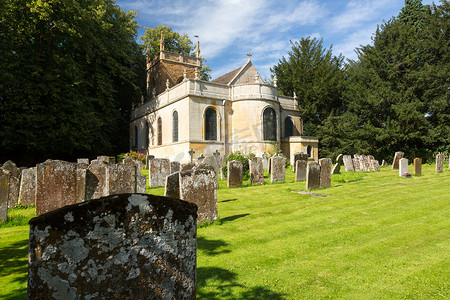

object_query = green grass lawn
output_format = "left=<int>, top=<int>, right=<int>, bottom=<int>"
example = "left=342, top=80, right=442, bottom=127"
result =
left=1, top=165, right=449, bottom=299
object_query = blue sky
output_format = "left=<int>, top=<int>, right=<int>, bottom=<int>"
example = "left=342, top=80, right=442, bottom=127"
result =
left=115, top=0, right=435, bottom=80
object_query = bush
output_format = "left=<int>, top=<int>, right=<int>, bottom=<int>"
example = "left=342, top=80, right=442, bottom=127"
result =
left=118, top=151, right=146, bottom=164
left=221, top=151, right=255, bottom=181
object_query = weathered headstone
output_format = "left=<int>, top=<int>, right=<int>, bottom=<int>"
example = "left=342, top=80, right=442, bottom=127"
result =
left=343, top=155, right=354, bottom=172
left=372, top=159, right=381, bottom=172
left=0, top=169, right=9, bottom=221
left=76, top=165, right=87, bottom=203
left=1, top=160, right=20, bottom=208
left=86, top=161, right=109, bottom=200
left=188, top=149, right=195, bottom=164
left=109, top=157, right=116, bottom=165
left=399, top=158, right=408, bottom=177
left=414, top=158, right=422, bottom=175
left=148, top=158, right=170, bottom=187
left=28, top=193, right=197, bottom=299
left=262, top=153, right=269, bottom=170
left=306, top=162, right=320, bottom=190
left=271, top=155, right=286, bottom=183
left=353, top=155, right=361, bottom=172
left=392, top=151, right=404, bottom=169
left=227, top=160, right=243, bottom=188
left=381, top=160, right=388, bottom=166
left=107, top=164, right=137, bottom=194
left=136, top=174, right=146, bottom=193
left=292, top=152, right=308, bottom=172
left=180, top=169, right=217, bottom=223
left=170, top=161, right=181, bottom=174
left=123, top=157, right=143, bottom=171
left=35, top=160, right=78, bottom=216
left=77, top=158, right=89, bottom=165
left=295, top=160, right=307, bottom=181
left=18, top=167, right=36, bottom=206
left=435, top=154, right=444, bottom=173
left=319, top=158, right=332, bottom=188
left=361, top=155, right=371, bottom=172
left=145, top=155, right=155, bottom=169
left=181, top=163, right=195, bottom=171
left=249, top=157, right=264, bottom=185
left=331, top=154, right=343, bottom=174
left=97, top=156, right=110, bottom=164
left=164, top=172, right=180, bottom=199
left=202, top=156, right=220, bottom=175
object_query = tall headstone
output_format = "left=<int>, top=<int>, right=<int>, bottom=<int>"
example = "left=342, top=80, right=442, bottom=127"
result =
left=75, top=164, right=87, bottom=204
left=170, top=161, right=181, bottom=174
left=399, top=158, right=408, bottom=177
left=361, top=155, right=371, bottom=172
left=107, top=164, right=137, bottom=194
left=1, top=160, right=20, bottom=208
left=343, top=155, right=354, bottom=172
left=28, top=194, right=197, bottom=300
left=392, top=151, right=404, bottom=169
left=331, top=154, right=343, bottom=174
left=180, top=169, right=217, bottom=223
left=86, top=161, right=109, bottom=200
left=249, top=157, right=264, bottom=185
left=306, top=162, right=320, bottom=190
left=0, top=169, right=9, bottom=221
left=164, top=172, right=180, bottom=199
left=18, top=167, right=36, bottom=206
left=414, top=158, right=422, bottom=175
left=35, top=160, right=78, bottom=216
left=145, top=155, right=155, bottom=169
left=227, top=160, right=243, bottom=188
left=292, top=152, right=308, bottom=172
left=435, top=154, right=444, bottom=173
left=271, top=155, right=286, bottom=183
left=148, top=158, right=170, bottom=187
left=295, top=160, right=307, bottom=181
left=319, top=158, right=332, bottom=188
left=262, top=153, right=269, bottom=170
left=353, top=155, right=361, bottom=172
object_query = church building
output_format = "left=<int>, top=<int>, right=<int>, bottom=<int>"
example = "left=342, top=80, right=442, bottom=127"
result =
left=130, top=35, right=318, bottom=164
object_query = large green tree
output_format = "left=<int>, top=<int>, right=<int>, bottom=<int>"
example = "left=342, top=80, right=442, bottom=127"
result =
left=0, top=0, right=145, bottom=165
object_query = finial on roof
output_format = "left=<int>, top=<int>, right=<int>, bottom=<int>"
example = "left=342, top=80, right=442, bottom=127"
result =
left=247, top=52, right=252, bottom=61
left=160, top=31, right=165, bottom=51
left=273, top=75, right=278, bottom=87
left=195, top=35, right=200, bottom=59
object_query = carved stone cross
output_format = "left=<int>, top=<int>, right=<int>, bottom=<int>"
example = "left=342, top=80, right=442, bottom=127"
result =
left=213, top=150, right=220, bottom=160
left=188, top=148, right=195, bottom=164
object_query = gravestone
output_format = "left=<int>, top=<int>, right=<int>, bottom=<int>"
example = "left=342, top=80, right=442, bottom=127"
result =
left=343, top=155, right=354, bottom=172
left=107, top=164, right=137, bottom=195
left=399, top=158, right=408, bottom=177
left=181, top=163, right=195, bottom=171
left=414, top=158, right=422, bottom=175
left=35, top=160, right=78, bottom=216
left=271, top=155, right=286, bottom=183
left=352, top=155, right=361, bottom=172
left=361, top=155, right=371, bottom=171
left=170, top=161, right=181, bottom=174
left=18, top=167, right=36, bottom=206
left=262, top=153, right=269, bottom=170
left=164, top=172, right=180, bottom=199
left=306, top=162, right=321, bottom=190
left=202, top=156, right=220, bottom=175
left=381, top=160, right=388, bottom=166
left=28, top=193, right=197, bottom=299
left=1, top=160, right=20, bottom=208
left=371, top=159, right=381, bottom=172
left=249, top=157, right=264, bottom=185
left=86, top=161, right=109, bottom=200
left=77, top=158, right=89, bottom=165
left=0, top=169, right=9, bottom=221
left=148, top=158, right=170, bottom=187
left=97, top=156, right=110, bottom=164
left=180, top=169, right=217, bottom=223
left=146, top=155, right=155, bottom=169
left=76, top=165, right=87, bottom=203
left=123, top=157, right=143, bottom=171
left=136, top=174, right=146, bottom=193
left=392, top=151, right=404, bottom=169
left=295, top=160, right=307, bottom=181
left=188, top=149, right=195, bottom=164
left=331, top=154, right=343, bottom=174
left=227, top=160, right=243, bottom=188
left=435, top=154, right=444, bottom=173
left=319, top=158, right=332, bottom=188
left=292, top=152, right=308, bottom=172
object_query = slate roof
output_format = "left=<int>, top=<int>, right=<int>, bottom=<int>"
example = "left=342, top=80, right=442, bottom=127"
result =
left=211, top=66, right=242, bottom=85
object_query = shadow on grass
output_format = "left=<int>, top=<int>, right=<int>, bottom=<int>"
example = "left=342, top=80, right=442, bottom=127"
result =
left=197, top=267, right=284, bottom=299
left=197, top=236, right=231, bottom=256
left=220, top=198, right=238, bottom=203
left=221, top=213, right=249, bottom=223
left=0, top=239, right=28, bottom=300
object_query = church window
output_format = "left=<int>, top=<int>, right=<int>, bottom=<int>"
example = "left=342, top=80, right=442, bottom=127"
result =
left=307, top=145, right=312, bottom=157
left=205, top=108, right=217, bottom=141
left=157, top=117, right=162, bottom=146
left=285, top=117, right=294, bottom=137
left=263, top=107, right=276, bottom=141
left=173, top=111, right=178, bottom=143
left=145, top=122, right=149, bottom=148
left=134, top=126, right=138, bottom=148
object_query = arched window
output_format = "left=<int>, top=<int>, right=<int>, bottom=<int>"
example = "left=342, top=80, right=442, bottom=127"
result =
left=205, top=108, right=217, bottom=140
left=176, top=76, right=184, bottom=84
left=307, top=145, right=312, bottom=157
left=145, top=122, right=149, bottom=148
left=285, top=117, right=294, bottom=137
left=157, top=117, right=162, bottom=146
left=173, top=111, right=178, bottom=143
left=263, top=107, right=276, bottom=141
left=134, top=126, right=138, bottom=148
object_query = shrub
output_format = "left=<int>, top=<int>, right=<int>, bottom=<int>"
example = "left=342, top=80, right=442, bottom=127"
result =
left=221, top=151, right=255, bottom=181
left=118, top=151, right=146, bottom=164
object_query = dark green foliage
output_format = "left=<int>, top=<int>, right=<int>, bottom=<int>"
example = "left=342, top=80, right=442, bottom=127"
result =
left=221, top=151, right=255, bottom=181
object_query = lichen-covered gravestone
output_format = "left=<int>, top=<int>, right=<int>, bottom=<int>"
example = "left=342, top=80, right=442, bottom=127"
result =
left=319, top=158, right=332, bottom=188
left=165, top=172, right=180, bottom=199
left=361, top=155, right=371, bottom=172
left=227, top=160, right=243, bottom=188
left=1, top=160, right=21, bottom=208
left=18, top=167, right=36, bottom=206
left=249, top=157, right=264, bottom=185
left=28, top=193, right=197, bottom=299
left=180, top=169, right=217, bottom=222
left=107, top=164, right=136, bottom=194
left=0, top=169, right=10, bottom=221
left=292, top=152, right=308, bottom=172
left=352, top=155, right=361, bottom=172
left=435, top=154, right=444, bottom=173
left=35, top=160, right=79, bottom=216
left=343, top=155, right=354, bottom=172
left=262, top=153, right=269, bottom=170
left=399, top=158, right=408, bottom=177
left=149, top=159, right=170, bottom=187
left=270, top=155, right=286, bottom=183
left=86, top=160, right=109, bottom=201
left=414, top=158, right=422, bottom=175
left=392, top=151, right=404, bottom=169
left=170, top=161, right=181, bottom=174
left=295, top=160, right=307, bottom=181
left=306, top=162, right=320, bottom=190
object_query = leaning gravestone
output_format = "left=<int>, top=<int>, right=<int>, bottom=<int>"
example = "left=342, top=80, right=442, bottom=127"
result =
left=28, top=193, right=197, bottom=299
left=319, top=158, right=332, bottom=188
left=262, top=153, right=269, bottom=170
left=399, top=158, right=408, bottom=177
left=164, top=172, right=180, bottom=199
left=343, top=155, right=354, bottom=172
left=295, top=160, right=307, bottom=181
left=170, top=161, right=181, bottom=174
left=392, top=151, right=404, bottom=169
left=381, top=160, right=388, bottom=166
left=35, top=160, right=78, bottom=216
left=227, top=160, right=243, bottom=188
left=180, top=169, right=217, bottom=223
left=0, top=169, right=9, bottom=221
left=331, top=154, right=343, bottom=175
left=1, top=160, right=20, bottom=208
left=435, top=154, right=444, bottom=173
left=249, top=157, right=264, bottom=185
left=372, top=159, right=381, bottom=172
left=353, top=155, right=361, bottom=172
left=361, top=155, right=371, bottom=172
left=271, top=155, right=286, bottom=183
left=148, top=159, right=170, bottom=187
left=306, top=162, right=321, bottom=190
left=18, top=167, right=36, bottom=206
left=414, top=158, right=422, bottom=175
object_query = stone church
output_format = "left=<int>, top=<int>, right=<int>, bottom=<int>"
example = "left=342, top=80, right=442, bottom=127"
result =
left=130, top=35, right=318, bottom=164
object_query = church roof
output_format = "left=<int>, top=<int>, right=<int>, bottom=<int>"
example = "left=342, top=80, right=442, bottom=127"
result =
left=211, top=66, right=242, bottom=85
left=211, top=59, right=265, bottom=86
